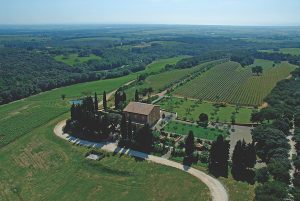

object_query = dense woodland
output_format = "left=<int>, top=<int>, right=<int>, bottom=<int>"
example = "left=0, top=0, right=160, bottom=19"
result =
left=250, top=67, right=300, bottom=200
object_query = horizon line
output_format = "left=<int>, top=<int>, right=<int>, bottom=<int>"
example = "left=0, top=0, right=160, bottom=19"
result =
left=0, top=23, right=300, bottom=28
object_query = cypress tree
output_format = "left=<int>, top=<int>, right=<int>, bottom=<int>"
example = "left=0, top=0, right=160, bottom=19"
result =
left=71, top=103, right=75, bottom=120
left=209, top=135, right=230, bottom=177
left=185, top=131, right=195, bottom=156
left=103, top=91, right=107, bottom=111
left=114, top=90, right=120, bottom=109
left=120, top=114, right=127, bottom=140
left=232, top=140, right=256, bottom=181
left=135, top=89, right=139, bottom=102
left=232, top=140, right=244, bottom=180
left=94, top=92, right=99, bottom=111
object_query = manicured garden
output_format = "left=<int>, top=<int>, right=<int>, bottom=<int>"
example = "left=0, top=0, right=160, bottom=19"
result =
left=158, top=96, right=254, bottom=124
left=163, top=121, right=229, bottom=141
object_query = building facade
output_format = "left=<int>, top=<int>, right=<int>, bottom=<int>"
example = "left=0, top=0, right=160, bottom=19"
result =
left=123, top=102, right=160, bottom=126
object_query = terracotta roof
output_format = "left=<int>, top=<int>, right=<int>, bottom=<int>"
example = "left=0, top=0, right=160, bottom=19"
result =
left=123, top=102, right=158, bottom=115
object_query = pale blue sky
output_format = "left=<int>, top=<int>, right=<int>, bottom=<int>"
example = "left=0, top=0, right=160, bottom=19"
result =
left=1, top=0, right=300, bottom=26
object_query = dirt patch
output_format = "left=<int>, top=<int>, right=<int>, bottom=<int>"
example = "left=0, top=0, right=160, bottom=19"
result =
left=1, top=104, right=33, bottom=121
left=14, top=142, right=53, bottom=170
left=260, top=102, right=268, bottom=109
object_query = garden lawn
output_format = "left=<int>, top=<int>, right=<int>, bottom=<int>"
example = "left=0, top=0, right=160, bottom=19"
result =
left=158, top=97, right=254, bottom=124
left=164, top=121, right=228, bottom=141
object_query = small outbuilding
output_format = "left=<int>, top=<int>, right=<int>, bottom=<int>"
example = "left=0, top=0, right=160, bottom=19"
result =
left=123, top=102, right=160, bottom=126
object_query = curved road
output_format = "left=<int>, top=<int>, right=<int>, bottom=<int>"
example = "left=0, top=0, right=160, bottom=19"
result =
left=54, top=120, right=228, bottom=201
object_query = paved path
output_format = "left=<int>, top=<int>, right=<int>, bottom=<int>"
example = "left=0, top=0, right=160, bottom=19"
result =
left=287, top=119, right=296, bottom=200
left=54, top=120, right=228, bottom=201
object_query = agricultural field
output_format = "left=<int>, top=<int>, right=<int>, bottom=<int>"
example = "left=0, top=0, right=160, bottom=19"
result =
left=0, top=116, right=211, bottom=201
left=158, top=97, right=254, bottom=124
left=259, top=48, right=300, bottom=56
left=173, top=60, right=297, bottom=106
left=107, top=56, right=192, bottom=105
left=54, top=53, right=102, bottom=66
left=124, top=60, right=221, bottom=102
left=164, top=121, right=229, bottom=141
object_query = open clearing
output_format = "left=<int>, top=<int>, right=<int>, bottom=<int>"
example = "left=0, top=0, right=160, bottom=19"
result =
left=158, top=97, right=254, bottom=124
left=259, top=48, right=300, bottom=56
left=173, top=60, right=297, bottom=106
left=54, top=53, right=102, bottom=66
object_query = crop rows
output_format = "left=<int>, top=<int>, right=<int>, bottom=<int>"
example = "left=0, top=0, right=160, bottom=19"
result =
left=174, top=61, right=296, bottom=106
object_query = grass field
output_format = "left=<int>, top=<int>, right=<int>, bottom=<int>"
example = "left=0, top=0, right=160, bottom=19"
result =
left=158, top=97, right=254, bottom=124
left=54, top=53, right=102, bottom=66
left=259, top=48, right=300, bottom=56
left=0, top=116, right=211, bottom=201
left=0, top=74, right=136, bottom=147
left=164, top=121, right=228, bottom=141
left=173, top=60, right=297, bottom=106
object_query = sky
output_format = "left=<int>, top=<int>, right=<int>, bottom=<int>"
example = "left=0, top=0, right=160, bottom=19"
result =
left=0, top=0, right=300, bottom=26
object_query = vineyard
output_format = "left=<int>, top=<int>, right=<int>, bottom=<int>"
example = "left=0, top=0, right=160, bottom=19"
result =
left=173, top=60, right=297, bottom=106
left=145, top=60, right=221, bottom=92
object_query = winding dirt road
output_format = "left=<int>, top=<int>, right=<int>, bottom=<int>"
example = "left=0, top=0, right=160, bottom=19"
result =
left=54, top=120, right=228, bottom=201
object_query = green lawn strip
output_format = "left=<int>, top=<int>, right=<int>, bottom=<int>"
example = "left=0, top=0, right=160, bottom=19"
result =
left=143, top=56, right=190, bottom=74
left=28, top=74, right=136, bottom=102
left=164, top=121, right=228, bottom=141
left=0, top=116, right=211, bottom=201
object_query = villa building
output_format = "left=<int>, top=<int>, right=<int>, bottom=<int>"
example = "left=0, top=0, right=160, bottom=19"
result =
left=123, top=102, right=160, bottom=126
